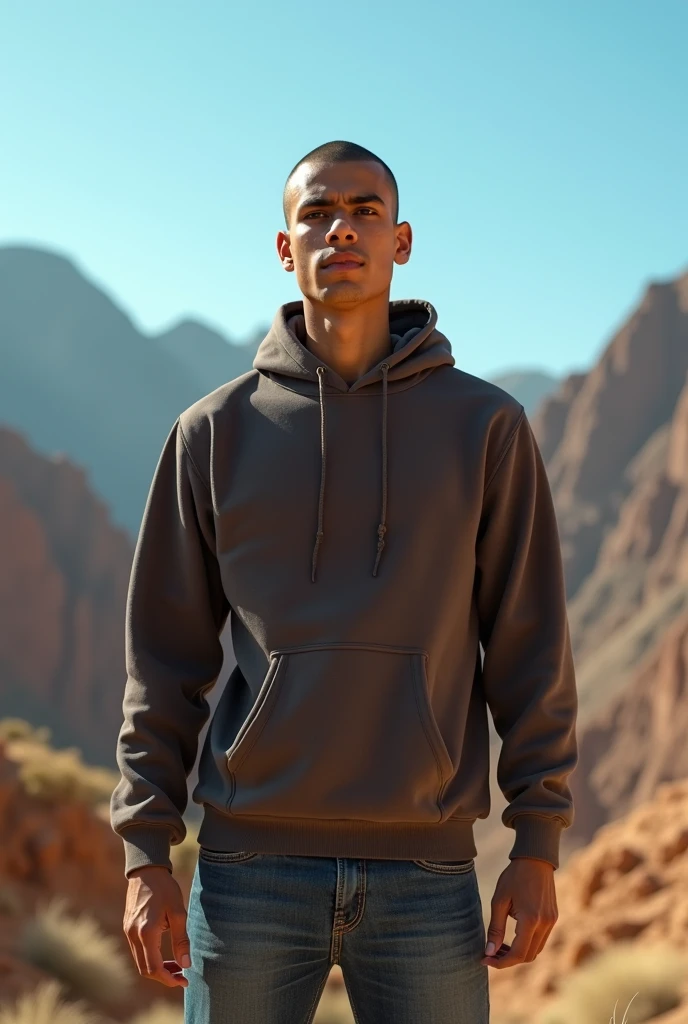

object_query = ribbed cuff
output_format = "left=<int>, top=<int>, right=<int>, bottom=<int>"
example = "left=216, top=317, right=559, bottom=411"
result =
left=508, top=813, right=565, bottom=870
left=119, top=824, right=174, bottom=879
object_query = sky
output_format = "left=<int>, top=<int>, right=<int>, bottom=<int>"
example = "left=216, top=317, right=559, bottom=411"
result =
left=1, top=1, right=686, bottom=381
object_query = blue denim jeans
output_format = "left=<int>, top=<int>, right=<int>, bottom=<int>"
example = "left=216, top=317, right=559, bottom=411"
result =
left=183, top=847, right=490, bottom=1023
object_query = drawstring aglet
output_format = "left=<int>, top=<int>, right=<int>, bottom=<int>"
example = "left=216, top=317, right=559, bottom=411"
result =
left=372, top=524, right=386, bottom=576
left=311, top=529, right=324, bottom=583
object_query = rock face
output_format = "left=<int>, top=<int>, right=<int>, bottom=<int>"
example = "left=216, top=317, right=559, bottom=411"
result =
left=0, top=426, right=133, bottom=766
left=487, top=779, right=688, bottom=1024
left=476, top=269, right=688, bottom=893
left=569, top=607, right=688, bottom=846
left=536, top=271, right=688, bottom=602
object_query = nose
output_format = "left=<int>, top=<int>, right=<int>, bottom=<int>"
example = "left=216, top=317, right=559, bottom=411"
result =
left=325, top=216, right=357, bottom=244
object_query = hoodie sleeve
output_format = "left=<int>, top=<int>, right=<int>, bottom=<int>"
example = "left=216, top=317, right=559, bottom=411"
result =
left=110, top=417, right=230, bottom=878
left=475, top=405, right=578, bottom=870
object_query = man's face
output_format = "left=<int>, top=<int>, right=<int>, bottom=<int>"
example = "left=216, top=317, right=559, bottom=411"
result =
left=277, top=159, right=412, bottom=308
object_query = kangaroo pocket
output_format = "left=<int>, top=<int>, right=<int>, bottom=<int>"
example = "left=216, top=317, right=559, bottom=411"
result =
left=225, top=642, right=454, bottom=823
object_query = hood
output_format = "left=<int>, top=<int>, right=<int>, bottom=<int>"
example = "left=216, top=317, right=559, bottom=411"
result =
left=253, top=297, right=454, bottom=394
left=252, top=298, right=455, bottom=582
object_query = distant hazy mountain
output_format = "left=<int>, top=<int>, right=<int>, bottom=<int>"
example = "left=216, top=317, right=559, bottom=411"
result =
left=156, top=317, right=268, bottom=398
left=0, top=245, right=263, bottom=538
left=488, top=369, right=560, bottom=416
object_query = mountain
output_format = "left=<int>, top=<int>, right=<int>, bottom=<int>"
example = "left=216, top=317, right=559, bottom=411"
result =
left=156, top=317, right=267, bottom=398
left=0, top=424, right=134, bottom=766
left=474, top=266, right=688, bottom=894
left=488, top=369, right=560, bottom=416
left=531, top=269, right=688, bottom=602
left=0, top=244, right=262, bottom=538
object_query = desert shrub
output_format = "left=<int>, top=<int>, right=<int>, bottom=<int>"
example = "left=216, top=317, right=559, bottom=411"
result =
left=18, top=895, right=134, bottom=1011
left=8, top=740, right=119, bottom=806
left=0, top=717, right=51, bottom=745
left=128, top=1002, right=183, bottom=1024
left=0, top=979, right=97, bottom=1024
left=536, top=940, right=688, bottom=1024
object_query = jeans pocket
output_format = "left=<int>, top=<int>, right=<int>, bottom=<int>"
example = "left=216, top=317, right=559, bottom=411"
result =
left=412, top=858, right=475, bottom=874
left=198, top=847, right=259, bottom=864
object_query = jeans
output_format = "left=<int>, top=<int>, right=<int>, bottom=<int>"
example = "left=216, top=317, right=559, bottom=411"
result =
left=183, top=847, right=490, bottom=1023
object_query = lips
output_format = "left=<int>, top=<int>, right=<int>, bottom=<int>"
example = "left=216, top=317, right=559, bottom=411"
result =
left=322, top=260, right=363, bottom=270
left=321, top=253, right=365, bottom=269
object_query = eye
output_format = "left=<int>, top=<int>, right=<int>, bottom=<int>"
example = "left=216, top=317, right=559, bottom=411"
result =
left=356, top=207, right=377, bottom=214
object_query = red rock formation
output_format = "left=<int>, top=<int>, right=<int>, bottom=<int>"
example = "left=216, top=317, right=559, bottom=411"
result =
left=0, top=426, right=133, bottom=765
left=531, top=370, right=587, bottom=464
left=569, top=607, right=688, bottom=846
left=488, top=779, right=688, bottom=1023
left=539, top=272, right=688, bottom=601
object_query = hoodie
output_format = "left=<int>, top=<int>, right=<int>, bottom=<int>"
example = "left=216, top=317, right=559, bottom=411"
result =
left=110, top=297, right=579, bottom=878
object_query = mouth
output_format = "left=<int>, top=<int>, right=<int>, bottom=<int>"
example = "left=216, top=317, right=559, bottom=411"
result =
left=322, top=260, right=364, bottom=271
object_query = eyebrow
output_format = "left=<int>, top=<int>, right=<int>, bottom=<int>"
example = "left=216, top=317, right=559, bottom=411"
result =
left=297, top=193, right=386, bottom=214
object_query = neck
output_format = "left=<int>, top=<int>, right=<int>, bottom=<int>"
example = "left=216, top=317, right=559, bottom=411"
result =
left=301, top=293, right=393, bottom=384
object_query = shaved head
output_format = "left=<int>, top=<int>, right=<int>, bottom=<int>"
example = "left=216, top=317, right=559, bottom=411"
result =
left=283, top=140, right=399, bottom=227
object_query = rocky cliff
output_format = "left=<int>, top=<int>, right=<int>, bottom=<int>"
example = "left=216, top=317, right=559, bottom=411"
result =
left=0, top=426, right=133, bottom=765
left=532, top=269, right=688, bottom=603
left=488, top=778, right=688, bottom=1024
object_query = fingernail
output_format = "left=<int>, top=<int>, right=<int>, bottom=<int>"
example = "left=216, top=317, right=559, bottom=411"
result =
left=485, top=942, right=496, bottom=956
left=181, top=954, right=191, bottom=968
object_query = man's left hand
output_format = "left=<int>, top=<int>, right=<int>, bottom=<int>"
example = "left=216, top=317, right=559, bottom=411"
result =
left=480, top=856, right=558, bottom=970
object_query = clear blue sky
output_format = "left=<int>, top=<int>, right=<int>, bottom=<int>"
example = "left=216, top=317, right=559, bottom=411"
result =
left=1, top=1, right=686, bottom=380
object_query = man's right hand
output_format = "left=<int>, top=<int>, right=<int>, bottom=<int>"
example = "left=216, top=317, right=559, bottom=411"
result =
left=124, top=865, right=191, bottom=988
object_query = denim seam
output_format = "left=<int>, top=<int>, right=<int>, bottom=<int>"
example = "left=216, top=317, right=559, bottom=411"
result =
left=412, top=859, right=475, bottom=874
left=339, top=860, right=366, bottom=934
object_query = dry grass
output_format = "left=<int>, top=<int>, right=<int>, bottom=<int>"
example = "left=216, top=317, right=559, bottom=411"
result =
left=0, top=718, right=52, bottom=745
left=536, top=940, right=688, bottom=1024
left=0, top=716, right=119, bottom=806
left=0, top=980, right=98, bottom=1024
left=18, top=895, right=134, bottom=1011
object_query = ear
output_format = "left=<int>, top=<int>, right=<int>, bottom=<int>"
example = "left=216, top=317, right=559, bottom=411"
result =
left=394, top=221, right=412, bottom=266
left=276, top=229, right=295, bottom=272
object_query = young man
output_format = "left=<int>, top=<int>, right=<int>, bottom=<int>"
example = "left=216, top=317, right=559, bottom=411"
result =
left=111, top=140, right=578, bottom=1024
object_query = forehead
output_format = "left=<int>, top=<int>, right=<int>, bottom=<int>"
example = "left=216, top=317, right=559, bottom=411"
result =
left=288, top=159, right=392, bottom=205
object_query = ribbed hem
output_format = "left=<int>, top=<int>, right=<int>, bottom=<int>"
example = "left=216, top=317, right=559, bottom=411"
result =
left=508, top=813, right=564, bottom=870
left=197, top=805, right=478, bottom=861
left=119, top=824, right=175, bottom=879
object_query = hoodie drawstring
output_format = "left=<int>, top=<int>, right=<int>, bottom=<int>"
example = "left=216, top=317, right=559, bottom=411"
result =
left=311, top=361, right=390, bottom=582
left=372, top=361, right=389, bottom=576
left=311, top=365, right=328, bottom=582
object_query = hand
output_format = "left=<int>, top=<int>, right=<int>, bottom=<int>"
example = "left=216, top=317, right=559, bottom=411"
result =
left=123, top=865, right=191, bottom=988
left=480, top=856, right=558, bottom=970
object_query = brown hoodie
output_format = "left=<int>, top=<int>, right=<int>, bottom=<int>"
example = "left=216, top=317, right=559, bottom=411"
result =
left=110, top=297, right=578, bottom=878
